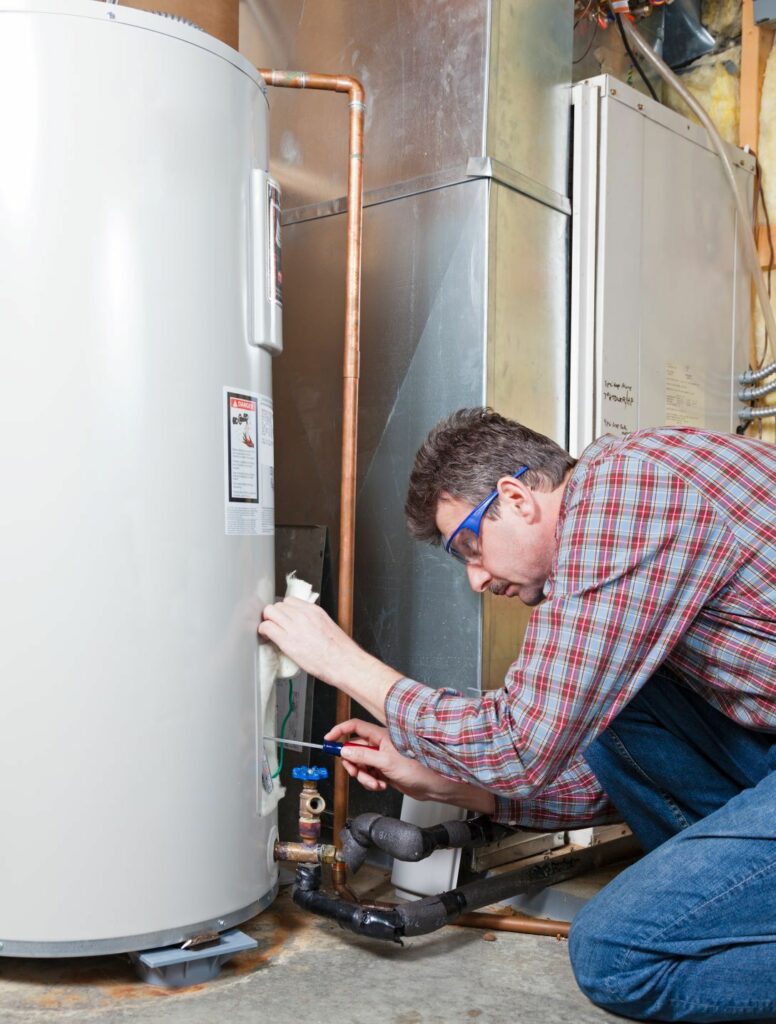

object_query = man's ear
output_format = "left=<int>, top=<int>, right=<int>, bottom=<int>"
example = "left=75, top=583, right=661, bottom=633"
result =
left=496, top=475, right=539, bottom=523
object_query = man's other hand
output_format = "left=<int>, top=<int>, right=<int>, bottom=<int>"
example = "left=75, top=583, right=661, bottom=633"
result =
left=326, top=719, right=496, bottom=817
left=258, top=597, right=359, bottom=685
left=258, top=600, right=403, bottom=722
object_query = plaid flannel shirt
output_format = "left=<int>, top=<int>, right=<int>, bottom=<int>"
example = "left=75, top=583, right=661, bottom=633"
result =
left=385, top=428, right=776, bottom=828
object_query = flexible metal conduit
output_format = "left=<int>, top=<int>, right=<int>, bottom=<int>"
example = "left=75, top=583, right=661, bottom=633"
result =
left=740, top=359, right=776, bottom=385
left=738, top=405, right=776, bottom=420
left=739, top=377, right=776, bottom=401
left=258, top=70, right=365, bottom=886
left=618, top=14, right=776, bottom=390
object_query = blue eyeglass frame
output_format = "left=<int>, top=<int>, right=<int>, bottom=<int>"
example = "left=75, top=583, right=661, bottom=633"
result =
left=443, top=467, right=529, bottom=563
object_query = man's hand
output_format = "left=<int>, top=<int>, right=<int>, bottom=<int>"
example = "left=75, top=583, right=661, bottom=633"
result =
left=258, top=599, right=402, bottom=721
left=326, top=719, right=496, bottom=816
left=259, top=597, right=359, bottom=684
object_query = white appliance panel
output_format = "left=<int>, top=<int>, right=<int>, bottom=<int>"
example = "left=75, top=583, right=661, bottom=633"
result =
left=570, top=75, right=752, bottom=455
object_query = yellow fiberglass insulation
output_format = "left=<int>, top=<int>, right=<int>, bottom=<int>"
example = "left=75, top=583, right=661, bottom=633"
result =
left=664, top=44, right=741, bottom=145
left=702, top=0, right=742, bottom=43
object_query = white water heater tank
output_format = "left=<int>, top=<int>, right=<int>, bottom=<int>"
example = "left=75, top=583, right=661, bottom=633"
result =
left=0, top=0, right=283, bottom=955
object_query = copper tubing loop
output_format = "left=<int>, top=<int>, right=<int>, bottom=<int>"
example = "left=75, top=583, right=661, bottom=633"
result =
left=258, top=71, right=365, bottom=886
left=452, top=912, right=570, bottom=939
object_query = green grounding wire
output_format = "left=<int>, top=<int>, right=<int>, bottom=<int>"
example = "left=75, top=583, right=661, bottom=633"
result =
left=271, top=678, right=295, bottom=779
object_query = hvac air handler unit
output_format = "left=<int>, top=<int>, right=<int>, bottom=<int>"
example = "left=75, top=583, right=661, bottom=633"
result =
left=0, top=1, right=283, bottom=968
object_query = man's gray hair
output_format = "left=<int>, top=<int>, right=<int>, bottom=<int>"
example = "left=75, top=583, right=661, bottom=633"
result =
left=405, top=407, right=576, bottom=544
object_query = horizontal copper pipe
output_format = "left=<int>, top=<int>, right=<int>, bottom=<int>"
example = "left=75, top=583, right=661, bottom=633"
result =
left=452, top=912, right=570, bottom=939
left=274, top=841, right=339, bottom=865
left=258, top=70, right=365, bottom=854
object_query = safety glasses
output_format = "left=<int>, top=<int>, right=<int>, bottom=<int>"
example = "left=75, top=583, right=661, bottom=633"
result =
left=443, top=468, right=529, bottom=564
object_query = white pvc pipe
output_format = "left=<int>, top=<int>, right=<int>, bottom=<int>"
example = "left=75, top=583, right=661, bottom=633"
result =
left=621, top=16, right=776, bottom=365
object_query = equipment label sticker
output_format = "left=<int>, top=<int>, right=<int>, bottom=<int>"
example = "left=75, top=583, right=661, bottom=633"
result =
left=665, top=363, right=706, bottom=427
left=224, top=388, right=260, bottom=535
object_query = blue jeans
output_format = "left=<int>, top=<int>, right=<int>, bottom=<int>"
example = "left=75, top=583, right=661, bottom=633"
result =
left=568, top=670, right=776, bottom=1022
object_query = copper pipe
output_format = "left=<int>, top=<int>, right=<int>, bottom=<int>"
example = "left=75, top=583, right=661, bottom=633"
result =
left=274, top=841, right=339, bottom=865
left=332, top=877, right=361, bottom=903
left=258, top=71, right=365, bottom=862
left=452, top=912, right=570, bottom=939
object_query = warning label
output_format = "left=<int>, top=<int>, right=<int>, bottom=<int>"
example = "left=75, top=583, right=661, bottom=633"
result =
left=223, top=387, right=274, bottom=536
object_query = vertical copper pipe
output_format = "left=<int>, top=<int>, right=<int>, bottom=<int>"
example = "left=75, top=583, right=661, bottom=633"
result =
left=258, top=72, right=365, bottom=877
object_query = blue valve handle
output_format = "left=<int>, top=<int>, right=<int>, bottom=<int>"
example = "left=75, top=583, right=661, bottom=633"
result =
left=292, top=766, right=329, bottom=781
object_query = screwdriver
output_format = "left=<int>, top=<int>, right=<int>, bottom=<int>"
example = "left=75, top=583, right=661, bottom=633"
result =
left=264, top=736, right=379, bottom=757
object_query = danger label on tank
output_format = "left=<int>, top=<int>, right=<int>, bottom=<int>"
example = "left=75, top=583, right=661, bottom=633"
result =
left=224, top=388, right=260, bottom=535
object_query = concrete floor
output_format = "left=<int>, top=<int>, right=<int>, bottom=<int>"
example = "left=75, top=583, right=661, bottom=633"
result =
left=0, top=871, right=620, bottom=1024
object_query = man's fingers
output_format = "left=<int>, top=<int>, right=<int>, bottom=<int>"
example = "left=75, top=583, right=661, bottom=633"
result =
left=261, top=601, right=294, bottom=625
left=325, top=719, right=362, bottom=741
left=257, top=620, right=282, bottom=642
left=340, top=744, right=383, bottom=770
left=354, top=769, right=386, bottom=792
left=340, top=757, right=384, bottom=790
left=323, top=720, right=350, bottom=741
left=325, top=719, right=386, bottom=745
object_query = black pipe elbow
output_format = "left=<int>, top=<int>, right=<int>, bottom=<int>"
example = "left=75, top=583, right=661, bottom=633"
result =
left=339, top=812, right=508, bottom=875
left=292, top=885, right=405, bottom=943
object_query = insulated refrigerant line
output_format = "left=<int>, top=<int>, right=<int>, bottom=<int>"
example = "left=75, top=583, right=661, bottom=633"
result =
left=257, top=69, right=365, bottom=890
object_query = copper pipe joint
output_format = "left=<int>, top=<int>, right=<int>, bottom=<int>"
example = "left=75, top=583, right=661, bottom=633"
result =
left=274, top=841, right=339, bottom=865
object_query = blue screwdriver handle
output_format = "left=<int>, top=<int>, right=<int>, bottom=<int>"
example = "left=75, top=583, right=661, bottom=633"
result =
left=321, top=740, right=379, bottom=757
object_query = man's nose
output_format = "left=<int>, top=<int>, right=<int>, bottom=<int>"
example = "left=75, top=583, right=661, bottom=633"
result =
left=466, top=563, right=492, bottom=593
